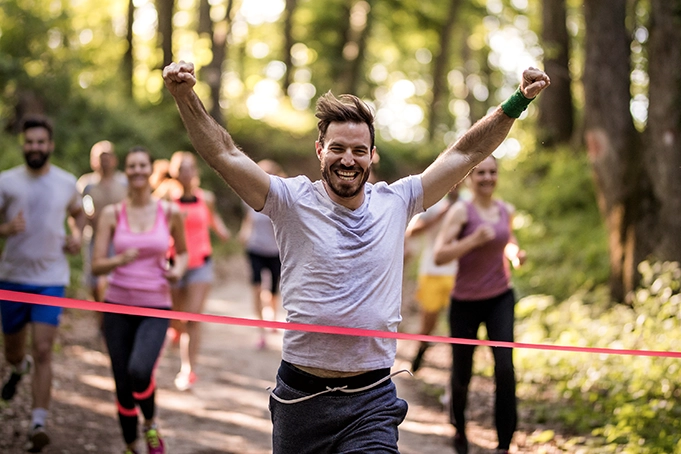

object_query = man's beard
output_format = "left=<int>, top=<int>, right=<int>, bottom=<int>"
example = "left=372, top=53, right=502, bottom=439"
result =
left=24, top=151, right=50, bottom=170
left=321, top=162, right=371, bottom=199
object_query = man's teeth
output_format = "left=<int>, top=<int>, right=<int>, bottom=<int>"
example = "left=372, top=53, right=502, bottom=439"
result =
left=337, top=171, right=356, bottom=180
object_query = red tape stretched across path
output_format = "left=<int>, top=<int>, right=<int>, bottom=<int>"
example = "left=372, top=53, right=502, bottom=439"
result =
left=2, top=289, right=680, bottom=359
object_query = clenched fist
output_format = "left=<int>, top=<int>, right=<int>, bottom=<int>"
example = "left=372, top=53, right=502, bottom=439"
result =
left=163, top=61, right=197, bottom=99
left=472, top=224, right=495, bottom=247
left=520, top=67, right=551, bottom=99
left=0, top=210, right=25, bottom=237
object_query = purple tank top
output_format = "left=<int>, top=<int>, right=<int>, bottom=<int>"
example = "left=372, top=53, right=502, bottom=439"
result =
left=452, top=200, right=511, bottom=301
left=105, top=201, right=172, bottom=308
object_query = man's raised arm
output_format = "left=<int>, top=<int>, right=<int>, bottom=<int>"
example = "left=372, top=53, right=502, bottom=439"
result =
left=163, top=61, right=270, bottom=210
left=420, top=67, right=550, bottom=209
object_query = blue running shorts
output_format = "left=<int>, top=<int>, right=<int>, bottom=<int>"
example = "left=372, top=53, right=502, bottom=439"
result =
left=0, top=281, right=65, bottom=334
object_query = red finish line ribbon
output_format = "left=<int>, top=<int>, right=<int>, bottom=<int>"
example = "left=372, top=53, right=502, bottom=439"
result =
left=2, top=289, right=681, bottom=359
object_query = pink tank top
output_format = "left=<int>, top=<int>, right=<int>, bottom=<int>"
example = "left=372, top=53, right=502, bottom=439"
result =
left=452, top=200, right=511, bottom=301
left=105, top=201, right=172, bottom=308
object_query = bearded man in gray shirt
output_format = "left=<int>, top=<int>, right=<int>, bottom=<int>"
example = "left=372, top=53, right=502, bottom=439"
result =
left=0, top=116, right=84, bottom=453
left=163, top=61, right=549, bottom=453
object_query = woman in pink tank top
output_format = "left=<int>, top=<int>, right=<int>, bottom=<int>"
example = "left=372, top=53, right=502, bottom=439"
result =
left=92, top=147, right=187, bottom=454
left=433, top=156, right=525, bottom=454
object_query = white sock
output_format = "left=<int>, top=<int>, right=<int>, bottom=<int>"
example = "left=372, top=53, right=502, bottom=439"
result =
left=31, top=408, right=48, bottom=428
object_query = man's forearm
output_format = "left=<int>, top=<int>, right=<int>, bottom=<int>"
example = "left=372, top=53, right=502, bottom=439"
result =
left=171, top=88, right=271, bottom=210
left=71, top=210, right=86, bottom=236
left=0, top=222, right=10, bottom=237
left=175, top=91, right=239, bottom=170
left=421, top=107, right=515, bottom=208
left=449, top=107, right=514, bottom=163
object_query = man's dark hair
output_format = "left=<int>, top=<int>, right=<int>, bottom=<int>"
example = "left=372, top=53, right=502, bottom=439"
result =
left=21, top=115, right=54, bottom=140
left=124, top=145, right=154, bottom=165
left=315, top=92, right=375, bottom=150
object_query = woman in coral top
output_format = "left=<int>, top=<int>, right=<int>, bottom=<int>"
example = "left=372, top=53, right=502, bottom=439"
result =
left=92, top=146, right=187, bottom=454
left=164, top=151, right=230, bottom=391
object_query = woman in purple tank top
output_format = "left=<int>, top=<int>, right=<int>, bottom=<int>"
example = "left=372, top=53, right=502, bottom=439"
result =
left=92, top=147, right=187, bottom=454
left=433, top=156, right=525, bottom=454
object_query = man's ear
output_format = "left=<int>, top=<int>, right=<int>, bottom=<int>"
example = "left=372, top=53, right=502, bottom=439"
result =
left=371, top=147, right=379, bottom=164
left=315, top=141, right=323, bottom=161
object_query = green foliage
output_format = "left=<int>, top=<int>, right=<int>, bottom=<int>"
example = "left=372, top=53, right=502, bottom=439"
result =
left=0, top=0, right=186, bottom=175
left=498, top=146, right=609, bottom=300
left=299, top=0, right=350, bottom=92
left=53, top=94, right=190, bottom=174
left=516, top=260, right=681, bottom=453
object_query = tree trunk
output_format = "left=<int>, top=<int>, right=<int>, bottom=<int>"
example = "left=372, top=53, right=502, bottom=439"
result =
left=202, top=0, right=235, bottom=126
left=10, top=90, right=45, bottom=134
left=329, top=2, right=352, bottom=88
left=538, top=0, right=574, bottom=146
left=340, top=0, right=373, bottom=96
left=645, top=0, right=681, bottom=262
left=582, top=0, right=644, bottom=302
left=156, top=0, right=175, bottom=69
left=428, top=0, right=462, bottom=140
left=198, top=0, right=212, bottom=36
left=282, top=0, right=298, bottom=92
left=122, top=0, right=135, bottom=98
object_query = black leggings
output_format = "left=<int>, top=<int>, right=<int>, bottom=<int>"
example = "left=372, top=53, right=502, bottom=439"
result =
left=102, top=310, right=169, bottom=444
left=448, top=289, right=517, bottom=450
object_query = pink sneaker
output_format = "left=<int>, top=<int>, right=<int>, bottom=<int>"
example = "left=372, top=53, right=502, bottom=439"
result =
left=144, top=425, right=165, bottom=454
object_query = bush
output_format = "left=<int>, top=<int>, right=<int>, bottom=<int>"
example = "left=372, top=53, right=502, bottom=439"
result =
left=515, top=260, right=681, bottom=453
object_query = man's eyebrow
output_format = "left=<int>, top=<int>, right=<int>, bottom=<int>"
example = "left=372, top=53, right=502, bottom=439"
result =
left=328, top=140, right=369, bottom=150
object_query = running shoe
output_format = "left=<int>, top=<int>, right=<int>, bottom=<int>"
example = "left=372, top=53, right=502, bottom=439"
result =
left=174, top=371, right=197, bottom=391
left=145, top=425, right=165, bottom=454
left=2, top=355, right=33, bottom=401
left=453, top=432, right=468, bottom=454
left=26, top=424, right=50, bottom=453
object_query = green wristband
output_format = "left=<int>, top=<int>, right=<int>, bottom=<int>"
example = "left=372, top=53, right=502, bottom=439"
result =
left=501, top=88, right=534, bottom=119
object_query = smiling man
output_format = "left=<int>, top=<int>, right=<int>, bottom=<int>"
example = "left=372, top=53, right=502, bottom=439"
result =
left=317, top=118, right=374, bottom=205
left=163, top=61, right=549, bottom=453
left=0, top=116, right=84, bottom=453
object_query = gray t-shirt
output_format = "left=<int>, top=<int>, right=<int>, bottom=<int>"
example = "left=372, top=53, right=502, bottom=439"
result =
left=244, top=204, right=279, bottom=256
left=0, top=165, right=80, bottom=286
left=261, top=174, right=424, bottom=371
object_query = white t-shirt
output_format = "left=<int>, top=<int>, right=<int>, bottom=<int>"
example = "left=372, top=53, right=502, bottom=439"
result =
left=0, top=165, right=80, bottom=286
left=409, top=198, right=458, bottom=277
left=262, top=174, right=423, bottom=371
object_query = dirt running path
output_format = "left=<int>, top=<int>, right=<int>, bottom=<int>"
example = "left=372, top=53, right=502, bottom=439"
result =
left=1, top=256, right=573, bottom=453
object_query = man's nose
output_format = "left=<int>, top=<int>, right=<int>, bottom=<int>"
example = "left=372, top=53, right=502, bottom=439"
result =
left=340, top=149, right=355, bottom=166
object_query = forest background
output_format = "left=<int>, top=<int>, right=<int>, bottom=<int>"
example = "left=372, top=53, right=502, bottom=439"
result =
left=0, top=0, right=680, bottom=452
